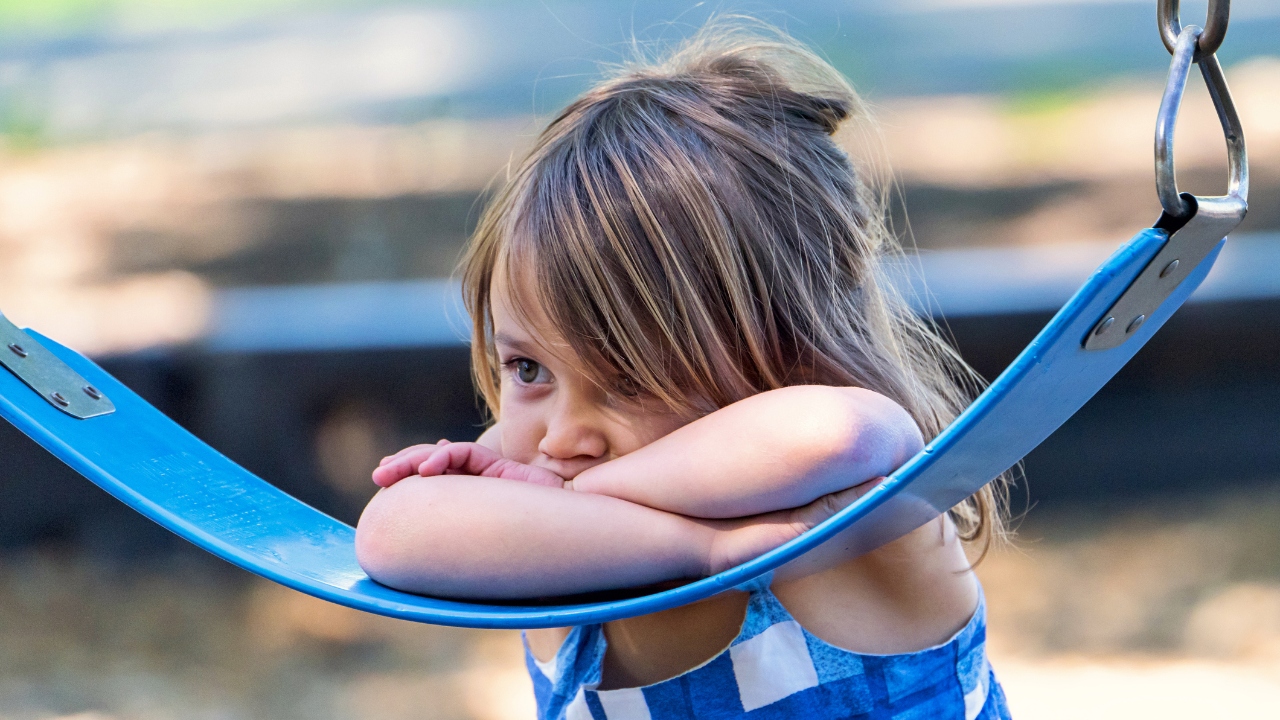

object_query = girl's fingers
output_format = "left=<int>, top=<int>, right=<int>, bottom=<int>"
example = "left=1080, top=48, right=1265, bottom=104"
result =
left=416, top=446, right=459, bottom=477
left=507, top=461, right=567, bottom=488
left=707, top=478, right=886, bottom=574
left=379, top=444, right=441, bottom=467
left=372, top=446, right=445, bottom=486
left=378, top=439, right=458, bottom=468
left=417, top=443, right=504, bottom=478
left=390, top=441, right=565, bottom=488
left=371, top=462, right=414, bottom=488
left=788, top=478, right=883, bottom=535
left=413, top=444, right=566, bottom=488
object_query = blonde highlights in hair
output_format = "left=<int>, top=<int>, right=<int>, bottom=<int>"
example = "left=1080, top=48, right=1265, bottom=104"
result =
left=462, top=20, right=1008, bottom=553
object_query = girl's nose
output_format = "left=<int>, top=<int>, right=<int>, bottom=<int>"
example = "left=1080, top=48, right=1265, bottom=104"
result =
left=538, top=398, right=608, bottom=461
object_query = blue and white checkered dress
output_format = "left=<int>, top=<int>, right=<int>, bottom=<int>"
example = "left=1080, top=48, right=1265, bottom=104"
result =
left=523, top=576, right=1010, bottom=719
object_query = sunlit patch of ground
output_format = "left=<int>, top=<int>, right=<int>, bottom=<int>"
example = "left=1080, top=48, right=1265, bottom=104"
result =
left=0, top=551, right=533, bottom=720
left=978, top=487, right=1280, bottom=719
left=996, top=657, right=1280, bottom=719
left=2, top=486, right=1279, bottom=718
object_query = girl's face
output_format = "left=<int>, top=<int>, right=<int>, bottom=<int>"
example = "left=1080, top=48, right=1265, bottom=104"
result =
left=491, top=272, right=688, bottom=479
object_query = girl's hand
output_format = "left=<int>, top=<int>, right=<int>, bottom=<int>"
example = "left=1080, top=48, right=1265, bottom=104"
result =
left=372, top=441, right=565, bottom=488
left=415, top=442, right=567, bottom=488
left=373, top=441, right=451, bottom=488
left=706, top=479, right=881, bottom=575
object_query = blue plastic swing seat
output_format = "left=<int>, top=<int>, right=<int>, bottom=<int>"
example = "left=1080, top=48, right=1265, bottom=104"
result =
left=0, top=206, right=1240, bottom=629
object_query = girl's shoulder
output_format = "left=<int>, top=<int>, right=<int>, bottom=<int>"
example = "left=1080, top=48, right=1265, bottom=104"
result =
left=771, top=513, right=983, bottom=655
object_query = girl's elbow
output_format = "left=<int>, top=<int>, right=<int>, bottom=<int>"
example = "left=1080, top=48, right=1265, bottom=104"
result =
left=355, top=485, right=438, bottom=588
left=355, top=478, right=496, bottom=594
left=800, top=386, right=923, bottom=473
left=847, top=390, right=924, bottom=472
left=355, top=489, right=402, bottom=584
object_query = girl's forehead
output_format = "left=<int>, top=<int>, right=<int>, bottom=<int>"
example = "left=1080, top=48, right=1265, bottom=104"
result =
left=490, top=266, right=541, bottom=330
left=489, top=268, right=574, bottom=359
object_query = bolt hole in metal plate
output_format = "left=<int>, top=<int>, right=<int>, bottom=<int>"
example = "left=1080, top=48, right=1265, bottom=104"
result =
left=1090, top=16, right=1252, bottom=351
left=0, top=313, right=115, bottom=419
left=1085, top=194, right=1245, bottom=350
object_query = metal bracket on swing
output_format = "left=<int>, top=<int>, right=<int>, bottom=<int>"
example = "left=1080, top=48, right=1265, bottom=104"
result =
left=0, top=312, right=116, bottom=419
left=1085, top=3, right=1248, bottom=352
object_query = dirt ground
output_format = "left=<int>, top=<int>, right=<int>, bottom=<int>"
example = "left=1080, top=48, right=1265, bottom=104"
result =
left=1, top=485, right=1278, bottom=720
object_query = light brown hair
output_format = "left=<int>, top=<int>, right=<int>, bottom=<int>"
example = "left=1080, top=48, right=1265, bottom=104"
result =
left=461, top=20, right=1008, bottom=552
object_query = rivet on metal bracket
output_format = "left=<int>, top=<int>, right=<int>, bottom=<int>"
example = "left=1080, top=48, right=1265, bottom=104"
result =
left=0, top=312, right=116, bottom=419
left=1084, top=195, right=1245, bottom=351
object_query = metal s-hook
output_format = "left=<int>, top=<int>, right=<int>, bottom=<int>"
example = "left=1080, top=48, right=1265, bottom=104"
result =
left=1083, top=8, right=1249, bottom=352
left=1159, top=0, right=1231, bottom=56
left=1154, top=24, right=1248, bottom=220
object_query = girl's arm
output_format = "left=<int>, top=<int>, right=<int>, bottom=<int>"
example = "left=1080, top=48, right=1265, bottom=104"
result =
left=571, top=385, right=922, bottom=519
left=355, top=473, right=869, bottom=599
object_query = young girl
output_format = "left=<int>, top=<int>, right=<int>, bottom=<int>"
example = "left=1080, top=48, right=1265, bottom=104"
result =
left=356, top=22, right=1011, bottom=719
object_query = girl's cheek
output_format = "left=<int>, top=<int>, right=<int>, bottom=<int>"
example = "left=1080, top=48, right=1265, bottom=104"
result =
left=636, top=411, right=691, bottom=447
left=496, top=399, right=543, bottom=464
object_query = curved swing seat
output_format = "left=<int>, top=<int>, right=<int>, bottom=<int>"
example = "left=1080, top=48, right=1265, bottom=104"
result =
left=0, top=12, right=1250, bottom=629
left=0, top=201, right=1241, bottom=629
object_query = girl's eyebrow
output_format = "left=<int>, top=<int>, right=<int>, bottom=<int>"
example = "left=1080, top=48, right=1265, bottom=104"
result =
left=493, top=331, right=538, bottom=355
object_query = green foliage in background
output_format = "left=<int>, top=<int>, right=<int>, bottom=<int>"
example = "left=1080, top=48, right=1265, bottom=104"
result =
left=1003, top=87, right=1090, bottom=117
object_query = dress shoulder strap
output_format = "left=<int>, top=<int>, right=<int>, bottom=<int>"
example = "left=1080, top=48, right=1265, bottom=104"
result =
left=731, top=572, right=800, bottom=644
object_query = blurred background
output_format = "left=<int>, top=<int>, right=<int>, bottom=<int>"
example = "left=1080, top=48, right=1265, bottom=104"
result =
left=0, top=0, right=1277, bottom=717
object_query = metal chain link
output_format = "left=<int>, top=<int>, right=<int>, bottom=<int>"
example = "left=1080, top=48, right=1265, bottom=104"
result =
left=1153, top=2, right=1247, bottom=219
left=1158, top=0, right=1231, bottom=56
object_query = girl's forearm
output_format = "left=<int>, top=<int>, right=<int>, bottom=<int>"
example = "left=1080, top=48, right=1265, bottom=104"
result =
left=571, top=386, right=922, bottom=519
left=355, top=475, right=715, bottom=598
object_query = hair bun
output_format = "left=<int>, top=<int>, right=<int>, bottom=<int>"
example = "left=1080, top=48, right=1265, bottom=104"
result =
left=691, top=55, right=851, bottom=137
left=788, top=94, right=849, bottom=136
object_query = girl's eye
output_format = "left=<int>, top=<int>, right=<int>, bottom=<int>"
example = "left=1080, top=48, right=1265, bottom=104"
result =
left=614, top=375, right=639, bottom=398
left=514, top=359, right=545, bottom=384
